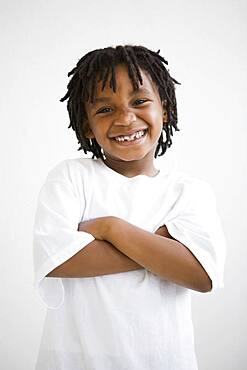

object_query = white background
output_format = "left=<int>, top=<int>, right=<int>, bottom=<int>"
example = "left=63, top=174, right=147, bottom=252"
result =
left=0, top=0, right=246, bottom=369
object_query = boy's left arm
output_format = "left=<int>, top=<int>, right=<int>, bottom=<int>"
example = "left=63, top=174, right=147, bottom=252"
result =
left=78, top=216, right=212, bottom=293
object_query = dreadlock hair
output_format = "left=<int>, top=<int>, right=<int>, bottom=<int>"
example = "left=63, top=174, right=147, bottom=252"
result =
left=60, top=45, right=181, bottom=160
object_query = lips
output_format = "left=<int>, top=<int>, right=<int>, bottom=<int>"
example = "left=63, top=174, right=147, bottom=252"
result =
left=113, top=129, right=147, bottom=146
left=111, top=128, right=147, bottom=138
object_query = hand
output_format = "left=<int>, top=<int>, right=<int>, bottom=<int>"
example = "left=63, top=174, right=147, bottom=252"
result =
left=154, top=225, right=175, bottom=240
left=77, top=216, right=114, bottom=241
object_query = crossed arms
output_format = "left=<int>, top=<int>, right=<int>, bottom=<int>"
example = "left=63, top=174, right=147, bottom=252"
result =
left=46, top=216, right=212, bottom=293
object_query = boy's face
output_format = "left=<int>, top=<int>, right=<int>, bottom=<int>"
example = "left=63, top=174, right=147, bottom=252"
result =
left=84, top=63, right=167, bottom=165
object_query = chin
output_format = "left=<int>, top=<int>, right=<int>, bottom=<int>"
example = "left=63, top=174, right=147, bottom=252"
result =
left=113, top=152, right=149, bottom=162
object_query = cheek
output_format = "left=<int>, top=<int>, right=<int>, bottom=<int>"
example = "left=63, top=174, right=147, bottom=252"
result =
left=144, top=108, right=163, bottom=128
left=90, top=123, right=109, bottom=144
left=142, top=102, right=162, bottom=118
left=86, top=117, right=100, bottom=134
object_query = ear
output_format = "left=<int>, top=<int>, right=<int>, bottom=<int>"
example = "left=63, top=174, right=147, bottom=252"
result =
left=162, top=101, right=168, bottom=124
left=84, top=120, right=95, bottom=139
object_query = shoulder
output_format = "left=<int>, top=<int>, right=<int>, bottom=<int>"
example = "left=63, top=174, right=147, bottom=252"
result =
left=45, top=157, right=95, bottom=183
left=161, top=170, right=217, bottom=223
left=157, top=160, right=212, bottom=192
left=38, top=157, right=96, bottom=200
left=169, top=169, right=213, bottom=191
left=167, top=169, right=216, bottom=206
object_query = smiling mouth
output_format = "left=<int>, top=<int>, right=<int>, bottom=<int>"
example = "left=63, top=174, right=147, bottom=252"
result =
left=112, top=129, right=148, bottom=146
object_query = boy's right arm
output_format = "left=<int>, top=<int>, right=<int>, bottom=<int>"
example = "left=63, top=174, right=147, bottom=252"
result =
left=46, top=225, right=172, bottom=278
left=46, top=239, right=143, bottom=277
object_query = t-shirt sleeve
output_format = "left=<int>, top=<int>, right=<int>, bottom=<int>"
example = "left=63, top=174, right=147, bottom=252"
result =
left=165, top=179, right=226, bottom=293
left=33, top=165, right=95, bottom=309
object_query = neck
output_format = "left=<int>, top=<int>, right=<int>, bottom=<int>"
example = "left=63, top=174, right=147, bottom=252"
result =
left=103, top=156, right=159, bottom=178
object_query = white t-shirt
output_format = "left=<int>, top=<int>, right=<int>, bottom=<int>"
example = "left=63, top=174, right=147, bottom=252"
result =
left=33, top=157, right=226, bottom=370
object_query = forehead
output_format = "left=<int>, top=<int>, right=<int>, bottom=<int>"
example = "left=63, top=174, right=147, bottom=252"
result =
left=93, top=63, right=159, bottom=99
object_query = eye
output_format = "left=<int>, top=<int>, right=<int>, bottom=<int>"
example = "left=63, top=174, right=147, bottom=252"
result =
left=133, top=99, right=148, bottom=106
left=96, top=107, right=112, bottom=114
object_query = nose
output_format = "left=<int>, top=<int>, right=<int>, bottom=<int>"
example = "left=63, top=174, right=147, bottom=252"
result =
left=113, top=108, right=136, bottom=126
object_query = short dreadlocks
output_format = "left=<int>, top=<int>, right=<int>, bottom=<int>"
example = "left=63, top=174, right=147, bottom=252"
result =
left=60, top=45, right=181, bottom=160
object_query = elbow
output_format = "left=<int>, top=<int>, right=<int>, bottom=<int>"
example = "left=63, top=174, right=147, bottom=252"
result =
left=199, top=277, right=213, bottom=293
left=196, top=265, right=213, bottom=293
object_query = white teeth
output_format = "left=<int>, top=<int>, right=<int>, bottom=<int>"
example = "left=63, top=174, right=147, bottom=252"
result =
left=115, top=130, right=146, bottom=142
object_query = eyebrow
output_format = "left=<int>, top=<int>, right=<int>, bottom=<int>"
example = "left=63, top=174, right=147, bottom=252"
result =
left=92, top=87, right=153, bottom=105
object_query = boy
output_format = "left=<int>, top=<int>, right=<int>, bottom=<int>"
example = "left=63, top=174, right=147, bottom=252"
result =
left=33, top=45, right=226, bottom=369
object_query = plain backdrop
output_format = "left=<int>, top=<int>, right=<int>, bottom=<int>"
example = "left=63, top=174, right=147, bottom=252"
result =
left=0, top=0, right=246, bottom=369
